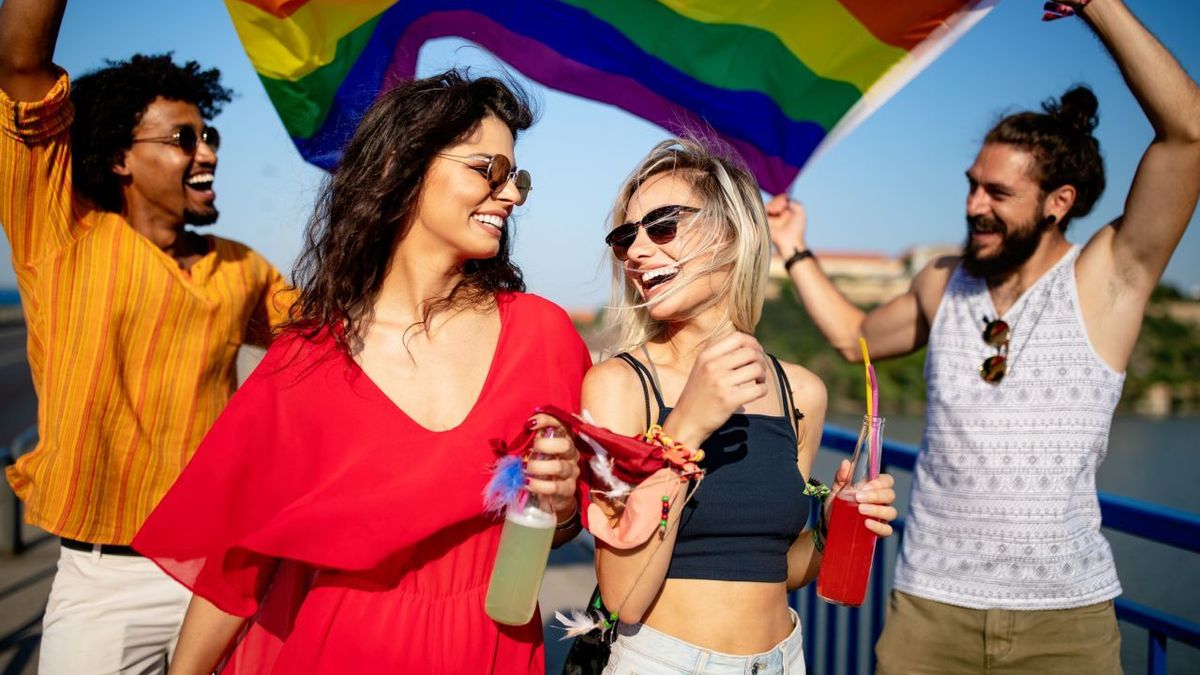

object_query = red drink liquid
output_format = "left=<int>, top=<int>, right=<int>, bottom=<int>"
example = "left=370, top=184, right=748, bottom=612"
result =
left=816, top=490, right=878, bottom=607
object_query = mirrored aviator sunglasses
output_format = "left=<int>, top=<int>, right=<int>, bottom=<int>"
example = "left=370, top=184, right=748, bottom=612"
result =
left=980, top=317, right=1010, bottom=384
left=438, top=153, right=531, bottom=205
left=604, top=205, right=700, bottom=261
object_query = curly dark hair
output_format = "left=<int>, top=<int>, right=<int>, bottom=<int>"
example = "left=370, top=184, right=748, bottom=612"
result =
left=985, top=86, right=1106, bottom=230
left=70, top=53, right=233, bottom=213
left=288, top=70, right=535, bottom=355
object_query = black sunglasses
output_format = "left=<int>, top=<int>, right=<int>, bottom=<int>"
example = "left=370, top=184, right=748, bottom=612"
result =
left=438, top=153, right=532, bottom=205
left=605, top=205, right=700, bottom=261
left=132, top=125, right=220, bottom=154
left=980, top=316, right=1010, bottom=384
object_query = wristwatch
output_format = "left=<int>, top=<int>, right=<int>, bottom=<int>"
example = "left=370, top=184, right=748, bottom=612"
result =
left=784, top=248, right=815, bottom=272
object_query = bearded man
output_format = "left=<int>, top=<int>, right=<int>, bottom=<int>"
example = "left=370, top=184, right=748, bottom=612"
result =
left=767, top=1, right=1199, bottom=672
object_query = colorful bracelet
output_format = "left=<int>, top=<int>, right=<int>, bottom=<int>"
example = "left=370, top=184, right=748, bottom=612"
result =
left=812, top=526, right=826, bottom=555
left=644, top=424, right=706, bottom=467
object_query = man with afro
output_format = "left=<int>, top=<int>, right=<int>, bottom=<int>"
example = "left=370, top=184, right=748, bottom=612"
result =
left=0, top=1, right=292, bottom=672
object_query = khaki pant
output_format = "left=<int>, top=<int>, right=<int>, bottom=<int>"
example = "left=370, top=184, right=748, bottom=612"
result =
left=874, top=590, right=1122, bottom=675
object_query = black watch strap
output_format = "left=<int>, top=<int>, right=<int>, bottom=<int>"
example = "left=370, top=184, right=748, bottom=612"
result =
left=784, top=248, right=815, bottom=272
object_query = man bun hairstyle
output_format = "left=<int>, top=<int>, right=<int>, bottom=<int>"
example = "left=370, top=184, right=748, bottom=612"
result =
left=985, top=85, right=1106, bottom=229
left=70, top=53, right=233, bottom=213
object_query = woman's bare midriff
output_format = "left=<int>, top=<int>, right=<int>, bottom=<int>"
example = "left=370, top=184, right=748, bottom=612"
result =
left=640, top=578, right=793, bottom=654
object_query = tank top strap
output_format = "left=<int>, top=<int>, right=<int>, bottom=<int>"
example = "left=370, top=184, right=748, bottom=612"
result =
left=614, top=352, right=662, bottom=430
left=767, top=354, right=803, bottom=441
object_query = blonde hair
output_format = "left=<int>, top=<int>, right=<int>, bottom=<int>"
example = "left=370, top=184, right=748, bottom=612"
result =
left=604, top=138, right=770, bottom=355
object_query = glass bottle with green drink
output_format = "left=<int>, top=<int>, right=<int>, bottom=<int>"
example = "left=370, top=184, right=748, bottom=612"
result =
left=485, top=492, right=557, bottom=625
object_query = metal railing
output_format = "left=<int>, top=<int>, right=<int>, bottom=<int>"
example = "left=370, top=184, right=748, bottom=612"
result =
left=793, top=425, right=1200, bottom=675
left=2, top=419, right=1196, bottom=673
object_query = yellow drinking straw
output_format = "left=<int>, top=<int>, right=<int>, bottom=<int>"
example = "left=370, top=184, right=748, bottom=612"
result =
left=859, top=337, right=873, bottom=420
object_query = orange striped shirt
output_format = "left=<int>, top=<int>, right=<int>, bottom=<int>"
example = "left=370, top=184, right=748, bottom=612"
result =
left=1, top=71, right=293, bottom=544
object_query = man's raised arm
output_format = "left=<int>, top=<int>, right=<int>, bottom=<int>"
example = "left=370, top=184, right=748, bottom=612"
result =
left=1081, top=0, right=1200, bottom=292
left=0, top=0, right=67, bottom=102
left=766, top=195, right=951, bottom=363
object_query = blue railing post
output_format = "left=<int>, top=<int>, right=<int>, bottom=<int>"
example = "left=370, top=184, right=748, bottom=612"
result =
left=1148, top=631, right=1166, bottom=675
left=846, top=605, right=860, bottom=675
left=822, top=601, right=836, bottom=675
left=803, top=588, right=815, bottom=671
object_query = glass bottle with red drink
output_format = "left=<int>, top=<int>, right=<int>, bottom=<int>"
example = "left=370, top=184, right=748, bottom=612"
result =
left=817, top=415, right=884, bottom=607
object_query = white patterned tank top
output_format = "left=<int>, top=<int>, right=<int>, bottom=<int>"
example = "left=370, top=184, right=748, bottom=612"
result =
left=893, top=245, right=1126, bottom=609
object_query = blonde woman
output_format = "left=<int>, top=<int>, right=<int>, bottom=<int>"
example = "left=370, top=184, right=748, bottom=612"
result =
left=582, top=139, right=897, bottom=674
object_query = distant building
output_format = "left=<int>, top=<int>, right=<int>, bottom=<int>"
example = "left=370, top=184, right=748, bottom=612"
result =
left=568, top=244, right=964, bottom=358
left=1152, top=301, right=1200, bottom=327
left=768, top=244, right=961, bottom=306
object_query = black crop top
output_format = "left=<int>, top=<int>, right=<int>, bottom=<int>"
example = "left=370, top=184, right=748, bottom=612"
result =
left=616, top=353, right=810, bottom=583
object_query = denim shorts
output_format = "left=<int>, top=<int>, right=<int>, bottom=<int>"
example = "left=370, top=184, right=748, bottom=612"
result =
left=603, top=608, right=806, bottom=675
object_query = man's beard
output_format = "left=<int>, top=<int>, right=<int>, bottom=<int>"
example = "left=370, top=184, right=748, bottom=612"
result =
left=184, top=207, right=219, bottom=227
left=961, top=211, right=1050, bottom=279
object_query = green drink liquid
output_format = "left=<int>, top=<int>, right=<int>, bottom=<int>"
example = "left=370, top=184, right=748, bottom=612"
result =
left=485, top=503, right=556, bottom=625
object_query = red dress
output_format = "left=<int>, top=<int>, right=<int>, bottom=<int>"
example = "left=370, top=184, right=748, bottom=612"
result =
left=133, top=293, right=591, bottom=674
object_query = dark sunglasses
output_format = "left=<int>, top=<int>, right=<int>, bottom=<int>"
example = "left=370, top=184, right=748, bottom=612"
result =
left=438, top=153, right=532, bottom=205
left=132, top=125, right=220, bottom=154
left=980, top=316, right=1011, bottom=384
left=605, top=205, right=700, bottom=261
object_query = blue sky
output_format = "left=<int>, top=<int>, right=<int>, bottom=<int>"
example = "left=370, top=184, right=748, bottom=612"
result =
left=3, top=0, right=1198, bottom=308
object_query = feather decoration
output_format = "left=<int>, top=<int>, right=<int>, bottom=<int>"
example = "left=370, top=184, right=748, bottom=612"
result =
left=580, top=409, right=633, bottom=499
left=482, top=454, right=526, bottom=517
left=554, top=608, right=608, bottom=640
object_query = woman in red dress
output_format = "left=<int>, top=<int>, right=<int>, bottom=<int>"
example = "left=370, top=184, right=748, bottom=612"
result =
left=132, top=71, right=591, bottom=674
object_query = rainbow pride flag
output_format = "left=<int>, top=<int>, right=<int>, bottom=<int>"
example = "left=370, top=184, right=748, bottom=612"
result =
left=226, top=0, right=995, bottom=193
